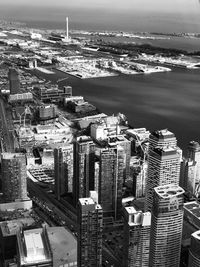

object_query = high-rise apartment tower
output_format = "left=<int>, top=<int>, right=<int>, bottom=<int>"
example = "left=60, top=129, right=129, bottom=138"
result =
left=77, top=198, right=103, bottom=267
left=8, top=68, right=20, bottom=95
left=123, top=206, right=151, bottom=267
left=54, top=144, right=74, bottom=200
left=73, top=136, right=96, bottom=206
left=1, top=153, right=28, bottom=202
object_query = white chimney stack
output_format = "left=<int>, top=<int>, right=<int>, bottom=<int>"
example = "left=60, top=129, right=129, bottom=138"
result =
left=66, top=17, right=69, bottom=40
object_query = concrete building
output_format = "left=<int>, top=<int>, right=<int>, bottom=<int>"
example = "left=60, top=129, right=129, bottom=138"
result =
left=8, top=67, right=20, bottom=95
left=0, top=218, right=35, bottom=262
left=73, top=136, right=96, bottom=206
left=63, top=85, right=72, bottom=97
left=183, top=160, right=197, bottom=195
left=1, top=153, right=28, bottom=202
left=54, top=144, right=74, bottom=199
left=188, top=230, right=200, bottom=267
left=123, top=206, right=151, bottom=267
left=8, top=92, right=33, bottom=104
left=98, top=146, right=125, bottom=219
left=47, top=227, right=77, bottom=267
left=149, top=184, right=184, bottom=267
left=187, top=141, right=200, bottom=182
left=184, top=201, right=200, bottom=229
left=77, top=198, right=103, bottom=267
left=39, top=104, right=57, bottom=123
left=33, top=84, right=69, bottom=103
left=17, top=227, right=53, bottom=267
left=90, top=116, right=121, bottom=141
left=108, top=135, right=131, bottom=182
left=130, top=158, right=148, bottom=199
left=126, top=128, right=150, bottom=156
left=145, top=146, right=181, bottom=211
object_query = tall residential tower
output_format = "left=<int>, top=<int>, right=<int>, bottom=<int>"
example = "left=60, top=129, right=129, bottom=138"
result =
left=77, top=198, right=103, bottom=267
left=54, top=144, right=74, bottom=200
left=123, top=206, right=151, bottom=267
left=8, top=68, right=20, bottom=95
left=1, top=153, right=28, bottom=202
left=73, top=136, right=96, bottom=206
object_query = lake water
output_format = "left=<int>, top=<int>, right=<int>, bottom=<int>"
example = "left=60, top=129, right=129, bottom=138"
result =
left=65, top=69, right=200, bottom=153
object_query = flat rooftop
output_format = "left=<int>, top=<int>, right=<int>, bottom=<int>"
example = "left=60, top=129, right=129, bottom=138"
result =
left=125, top=206, right=138, bottom=215
left=47, top=227, right=77, bottom=267
left=151, top=129, right=175, bottom=139
left=0, top=218, right=34, bottom=237
left=79, top=198, right=102, bottom=211
left=152, top=146, right=179, bottom=157
left=77, top=135, right=93, bottom=143
left=155, top=184, right=184, bottom=199
left=184, top=201, right=200, bottom=219
left=108, top=135, right=129, bottom=143
left=1, top=152, right=25, bottom=160
left=79, top=198, right=95, bottom=206
left=18, top=228, right=52, bottom=265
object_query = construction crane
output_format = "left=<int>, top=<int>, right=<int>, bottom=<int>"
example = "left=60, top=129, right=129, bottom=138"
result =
left=18, top=106, right=32, bottom=128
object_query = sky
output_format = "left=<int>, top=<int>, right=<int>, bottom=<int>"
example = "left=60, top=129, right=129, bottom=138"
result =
left=1, top=0, right=200, bottom=13
left=0, top=0, right=200, bottom=32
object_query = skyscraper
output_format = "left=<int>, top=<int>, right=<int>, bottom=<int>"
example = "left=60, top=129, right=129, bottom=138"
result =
left=108, top=135, right=131, bottom=183
left=98, top=146, right=125, bottom=219
left=182, top=160, right=197, bottom=194
left=8, top=68, right=20, bottom=95
left=73, top=136, right=96, bottom=206
left=149, top=184, right=184, bottom=267
left=77, top=198, right=103, bottom=267
left=145, top=146, right=181, bottom=211
left=148, top=129, right=177, bottom=152
left=184, top=141, right=200, bottom=194
left=187, top=141, right=200, bottom=172
left=54, top=144, right=74, bottom=200
left=1, top=153, right=28, bottom=202
left=188, top=230, right=200, bottom=267
left=123, top=206, right=151, bottom=267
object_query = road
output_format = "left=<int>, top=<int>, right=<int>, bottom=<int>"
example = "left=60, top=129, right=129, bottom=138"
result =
left=27, top=178, right=77, bottom=232
left=0, top=97, right=14, bottom=152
